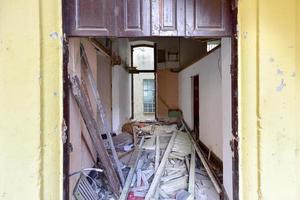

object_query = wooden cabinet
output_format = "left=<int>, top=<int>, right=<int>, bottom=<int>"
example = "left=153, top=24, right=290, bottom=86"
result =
left=117, top=0, right=151, bottom=36
left=151, top=0, right=185, bottom=36
left=63, top=0, right=232, bottom=37
left=64, top=0, right=115, bottom=36
left=185, top=0, right=232, bottom=36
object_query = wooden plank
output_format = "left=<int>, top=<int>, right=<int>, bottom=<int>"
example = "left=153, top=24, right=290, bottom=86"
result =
left=80, top=43, right=125, bottom=186
left=133, top=126, right=138, bottom=147
left=188, top=147, right=195, bottom=199
left=182, top=120, right=222, bottom=194
left=119, top=137, right=145, bottom=200
left=69, top=75, right=120, bottom=196
left=155, top=136, right=160, bottom=171
left=154, top=135, right=160, bottom=200
left=145, top=132, right=177, bottom=200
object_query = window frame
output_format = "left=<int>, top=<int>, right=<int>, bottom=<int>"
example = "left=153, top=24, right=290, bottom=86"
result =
left=130, top=44, right=157, bottom=119
left=143, top=79, right=155, bottom=113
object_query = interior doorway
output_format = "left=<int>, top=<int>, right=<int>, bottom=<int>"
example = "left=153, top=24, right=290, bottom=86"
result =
left=193, top=75, right=199, bottom=140
left=131, top=45, right=156, bottom=120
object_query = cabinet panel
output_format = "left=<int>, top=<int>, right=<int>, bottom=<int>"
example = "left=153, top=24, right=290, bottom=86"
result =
left=151, top=0, right=185, bottom=36
left=118, top=0, right=150, bottom=36
left=186, top=0, right=231, bottom=36
left=64, top=0, right=115, bottom=36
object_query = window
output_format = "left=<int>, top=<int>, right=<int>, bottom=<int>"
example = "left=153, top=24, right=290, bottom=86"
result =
left=132, top=46, right=154, bottom=70
left=143, top=79, right=155, bottom=113
left=207, top=40, right=221, bottom=52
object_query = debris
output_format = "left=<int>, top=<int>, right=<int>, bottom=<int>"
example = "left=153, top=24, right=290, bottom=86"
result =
left=188, top=147, right=195, bottom=199
left=145, top=132, right=177, bottom=200
left=182, top=119, right=222, bottom=195
left=117, top=120, right=222, bottom=200
left=112, top=132, right=133, bottom=151
left=124, top=144, right=134, bottom=152
left=119, top=137, right=145, bottom=200
left=176, top=190, right=192, bottom=200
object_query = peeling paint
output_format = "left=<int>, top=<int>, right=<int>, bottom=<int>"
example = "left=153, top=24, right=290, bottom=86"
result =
left=277, top=69, right=284, bottom=75
left=49, top=32, right=59, bottom=39
left=276, top=79, right=286, bottom=92
left=291, top=71, right=296, bottom=77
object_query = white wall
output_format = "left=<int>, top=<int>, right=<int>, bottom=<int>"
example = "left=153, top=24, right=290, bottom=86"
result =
left=221, top=38, right=233, bottom=200
left=179, top=42, right=233, bottom=199
left=178, top=48, right=223, bottom=159
left=112, top=65, right=131, bottom=133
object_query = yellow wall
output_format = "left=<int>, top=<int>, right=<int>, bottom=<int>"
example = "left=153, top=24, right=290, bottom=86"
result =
left=239, top=0, right=300, bottom=199
left=0, top=0, right=63, bottom=200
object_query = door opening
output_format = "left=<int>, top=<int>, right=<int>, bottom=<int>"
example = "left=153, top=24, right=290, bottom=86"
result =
left=131, top=45, right=156, bottom=120
left=193, top=75, right=199, bottom=140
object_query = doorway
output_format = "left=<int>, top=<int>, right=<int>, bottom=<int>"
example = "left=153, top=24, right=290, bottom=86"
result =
left=131, top=45, right=156, bottom=120
left=193, top=75, right=199, bottom=140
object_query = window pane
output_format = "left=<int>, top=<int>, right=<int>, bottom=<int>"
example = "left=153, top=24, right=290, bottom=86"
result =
left=133, top=47, right=154, bottom=70
left=143, top=79, right=155, bottom=112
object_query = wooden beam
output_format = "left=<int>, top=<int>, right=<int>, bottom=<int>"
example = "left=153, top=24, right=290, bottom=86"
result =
left=69, top=75, right=121, bottom=196
left=80, top=43, right=125, bottom=186
left=182, top=120, right=222, bottom=194
left=119, top=137, right=145, bottom=200
left=145, top=132, right=177, bottom=200
left=154, top=135, right=160, bottom=200
left=155, top=136, right=160, bottom=171
left=88, top=38, right=112, bottom=57
left=188, top=147, right=195, bottom=199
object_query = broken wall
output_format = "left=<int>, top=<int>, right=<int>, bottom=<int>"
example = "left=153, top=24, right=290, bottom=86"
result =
left=178, top=48, right=223, bottom=159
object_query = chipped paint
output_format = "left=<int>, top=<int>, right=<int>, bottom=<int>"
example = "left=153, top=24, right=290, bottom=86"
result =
left=277, top=69, right=284, bottom=75
left=276, top=79, right=286, bottom=92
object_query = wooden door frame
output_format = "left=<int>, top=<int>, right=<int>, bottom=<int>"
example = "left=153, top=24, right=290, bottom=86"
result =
left=192, top=75, right=200, bottom=140
left=130, top=44, right=157, bottom=120
left=231, top=1, right=239, bottom=199
left=63, top=2, right=239, bottom=197
left=63, top=38, right=239, bottom=200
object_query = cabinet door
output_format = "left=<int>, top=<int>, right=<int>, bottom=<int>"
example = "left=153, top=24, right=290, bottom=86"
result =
left=117, top=0, right=151, bottom=36
left=185, top=0, right=232, bottom=37
left=64, top=0, right=115, bottom=36
left=151, top=0, right=185, bottom=36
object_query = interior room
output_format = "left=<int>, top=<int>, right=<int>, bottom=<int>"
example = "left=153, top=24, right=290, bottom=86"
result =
left=65, top=36, right=234, bottom=200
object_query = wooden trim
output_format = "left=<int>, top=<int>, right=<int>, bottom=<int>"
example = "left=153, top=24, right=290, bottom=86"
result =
left=198, top=140, right=223, bottom=172
left=231, top=0, right=239, bottom=198
left=62, top=37, right=70, bottom=200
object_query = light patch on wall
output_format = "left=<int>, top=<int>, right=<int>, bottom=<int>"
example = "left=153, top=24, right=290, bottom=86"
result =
left=276, top=79, right=286, bottom=92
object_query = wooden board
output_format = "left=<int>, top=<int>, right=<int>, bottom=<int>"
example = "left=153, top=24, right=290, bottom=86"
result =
left=69, top=75, right=121, bottom=196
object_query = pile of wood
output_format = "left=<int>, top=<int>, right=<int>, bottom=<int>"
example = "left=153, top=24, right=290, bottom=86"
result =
left=118, top=122, right=223, bottom=200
